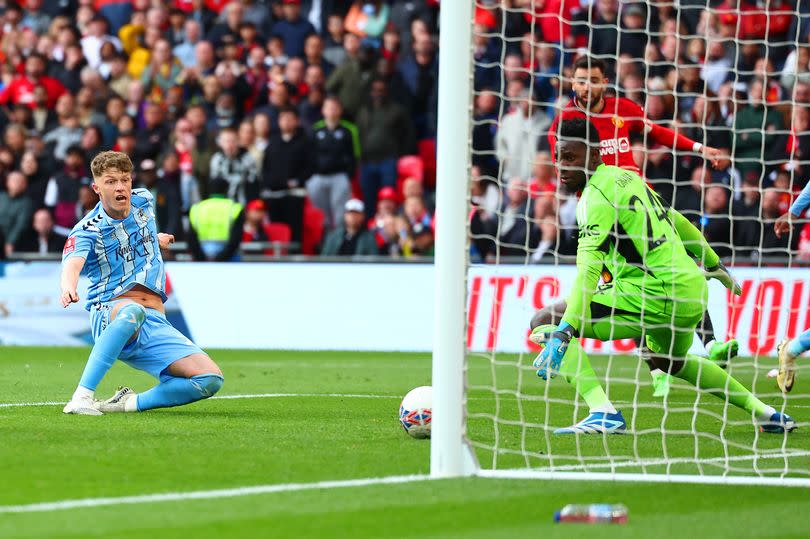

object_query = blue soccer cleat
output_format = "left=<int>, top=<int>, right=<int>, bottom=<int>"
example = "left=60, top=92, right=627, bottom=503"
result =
left=759, top=412, right=797, bottom=434
left=554, top=411, right=627, bottom=435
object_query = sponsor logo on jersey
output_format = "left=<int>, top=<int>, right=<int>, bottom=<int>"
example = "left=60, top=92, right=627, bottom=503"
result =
left=599, top=137, right=631, bottom=155
left=578, top=224, right=599, bottom=239
left=115, top=229, right=155, bottom=260
left=63, top=236, right=76, bottom=255
left=611, top=116, right=625, bottom=128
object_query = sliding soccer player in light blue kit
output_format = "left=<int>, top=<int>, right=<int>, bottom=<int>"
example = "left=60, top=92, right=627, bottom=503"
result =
left=774, top=182, right=810, bottom=393
left=61, top=151, right=224, bottom=415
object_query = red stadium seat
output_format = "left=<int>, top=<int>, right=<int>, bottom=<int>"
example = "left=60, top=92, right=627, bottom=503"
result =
left=265, top=222, right=292, bottom=256
left=418, top=139, right=437, bottom=189
left=302, top=200, right=325, bottom=255
left=397, top=155, right=424, bottom=200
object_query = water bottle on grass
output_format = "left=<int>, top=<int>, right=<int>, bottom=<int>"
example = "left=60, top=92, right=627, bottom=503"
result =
left=554, top=504, right=628, bottom=524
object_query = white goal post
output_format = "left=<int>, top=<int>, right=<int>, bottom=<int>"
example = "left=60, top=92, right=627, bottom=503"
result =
left=432, top=0, right=810, bottom=486
left=431, top=0, right=478, bottom=478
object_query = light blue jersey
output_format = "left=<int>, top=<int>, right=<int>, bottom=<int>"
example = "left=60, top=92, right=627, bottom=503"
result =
left=62, top=188, right=167, bottom=311
left=790, top=182, right=810, bottom=217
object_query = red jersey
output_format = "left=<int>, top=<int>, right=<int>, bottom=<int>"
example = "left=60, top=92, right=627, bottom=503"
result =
left=548, top=96, right=698, bottom=174
left=0, top=75, right=66, bottom=109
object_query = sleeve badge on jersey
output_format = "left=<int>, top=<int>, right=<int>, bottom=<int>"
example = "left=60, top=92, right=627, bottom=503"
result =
left=611, top=116, right=625, bottom=128
left=63, top=236, right=76, bottom=255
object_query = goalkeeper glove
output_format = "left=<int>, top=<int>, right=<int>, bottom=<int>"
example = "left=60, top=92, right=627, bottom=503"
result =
left=533, top=322, right=575, bottom=380
left=704, top=262, right=742, bottom=296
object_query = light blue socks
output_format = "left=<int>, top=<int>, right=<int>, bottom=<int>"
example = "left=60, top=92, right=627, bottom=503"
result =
left=78, top=303, right=146, bottom=391
left=788, top=328, right=810, bottom=357
left=136, top=374, right=224, bottom=411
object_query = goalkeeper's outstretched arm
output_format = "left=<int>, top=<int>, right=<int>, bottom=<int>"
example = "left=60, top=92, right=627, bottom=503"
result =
left=669, top=208, right=741, bottom=295
left=668, top=208, right=720, bottom=268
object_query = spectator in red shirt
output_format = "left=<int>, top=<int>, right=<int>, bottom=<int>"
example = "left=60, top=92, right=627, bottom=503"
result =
left=242, top=199, right=270, bottom=241
left=523, top=0, right=580, bottom=45
left=369, top=185, right=398, bottom=246
left=0, top=53, right=66, bottom=109
left=718, top=0, right=793, bottom=42
left=241, top=198, right=291, bottom=255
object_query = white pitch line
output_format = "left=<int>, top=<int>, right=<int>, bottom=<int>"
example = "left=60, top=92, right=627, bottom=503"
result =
left=0, top=474, right=431, bottom=514
left=0, top=401, right=63, bottom=408
left=212, top=393, right=400, bottom=400
left=3, top=393, right=810, bottom=409
left=0, top=393, right=402, bottom=409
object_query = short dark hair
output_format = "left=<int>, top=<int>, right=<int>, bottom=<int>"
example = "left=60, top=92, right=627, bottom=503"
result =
left=323, top=94, right=343, bottom=107
left=65, top=145, right=85, bottom=160
left=26, top=52, right=47, bottom=65
left=572, top=56, right=607, bottom=75
left=558, top=118, right=601, bottom=147
left=278, top=105, right=299, bottom=117
left=209, top=178, right=230, bottom=195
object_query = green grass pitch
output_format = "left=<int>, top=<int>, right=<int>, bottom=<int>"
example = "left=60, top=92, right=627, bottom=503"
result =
left=1, top=346, right=809, bottom=538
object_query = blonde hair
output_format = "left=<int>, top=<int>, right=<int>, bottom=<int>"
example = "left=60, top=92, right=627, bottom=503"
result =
left=90, top=151, right=133, bottom=180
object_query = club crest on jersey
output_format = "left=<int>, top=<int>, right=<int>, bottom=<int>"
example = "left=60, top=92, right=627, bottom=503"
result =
left=611, top=116, right=625, bottom=128
left=135, top=207, right=150, bottom=225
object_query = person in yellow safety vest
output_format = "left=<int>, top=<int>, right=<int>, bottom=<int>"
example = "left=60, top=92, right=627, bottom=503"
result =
left=188, top=178, right=244, bottom=261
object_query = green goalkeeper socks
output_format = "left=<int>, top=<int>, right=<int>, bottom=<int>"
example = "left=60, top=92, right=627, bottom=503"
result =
left=674, top=354, right=775, bottom=421
left=559, top=338, right=617, bottom=414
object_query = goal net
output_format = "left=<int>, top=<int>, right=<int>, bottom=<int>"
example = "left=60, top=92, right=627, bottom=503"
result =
left=434, top=0, right=810, bottom=485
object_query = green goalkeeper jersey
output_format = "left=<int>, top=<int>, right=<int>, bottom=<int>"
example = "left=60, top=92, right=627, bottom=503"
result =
left=562, top=164, right=716, bottom=332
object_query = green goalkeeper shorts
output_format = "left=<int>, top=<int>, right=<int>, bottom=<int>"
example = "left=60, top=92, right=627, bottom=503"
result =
left=581, top=278, right=707, bottom=358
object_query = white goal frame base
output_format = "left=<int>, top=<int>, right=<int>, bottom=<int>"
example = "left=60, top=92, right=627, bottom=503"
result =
left=476, top=469, right=810, bottom=488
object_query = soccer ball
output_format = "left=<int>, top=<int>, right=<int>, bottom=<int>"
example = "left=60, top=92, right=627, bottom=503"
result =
left=399, top=386, right=432, bottom=439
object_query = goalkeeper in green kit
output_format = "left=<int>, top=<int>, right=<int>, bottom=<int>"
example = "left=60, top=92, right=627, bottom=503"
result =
left=530, top=118, right=795, bottom=434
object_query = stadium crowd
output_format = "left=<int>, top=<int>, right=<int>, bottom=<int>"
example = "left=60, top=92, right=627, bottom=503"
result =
left=0, top=0, right=809, bottom=262
left=471, top=0, right=810, bottom=264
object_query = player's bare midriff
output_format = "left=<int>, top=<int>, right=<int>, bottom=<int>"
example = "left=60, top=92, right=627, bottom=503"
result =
left=114, top=284, right=164, bottom=313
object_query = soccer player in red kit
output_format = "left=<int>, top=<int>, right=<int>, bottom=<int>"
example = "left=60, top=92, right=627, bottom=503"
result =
left=547, top=56, right=737, bottom=397
left=549, top=56, right=728, bottom=173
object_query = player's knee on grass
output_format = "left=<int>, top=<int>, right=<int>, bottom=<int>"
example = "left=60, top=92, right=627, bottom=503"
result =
left=190, top=373, right=224, bottom=399
left=530, top=301, right=566, bottom=330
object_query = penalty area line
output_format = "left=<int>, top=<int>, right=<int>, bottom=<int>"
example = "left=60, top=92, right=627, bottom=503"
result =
left=0, top=474, right=431, bottom=514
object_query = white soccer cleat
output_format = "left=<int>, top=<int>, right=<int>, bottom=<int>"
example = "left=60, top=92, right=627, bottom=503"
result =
left=95, top=387, right=138, bottom=413
left=776, top=339, right=797, bottom=393
left=63, top=394, right=103, bottom=416
left=554, top=411, right=626, bottom=435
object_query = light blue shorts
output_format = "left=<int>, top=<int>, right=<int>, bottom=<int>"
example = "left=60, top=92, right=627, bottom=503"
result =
left=90, top=300, right=205, bottom=380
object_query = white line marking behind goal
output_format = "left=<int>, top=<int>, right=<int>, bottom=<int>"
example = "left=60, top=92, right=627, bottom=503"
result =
left=534, top=449, right=810, bottom=472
